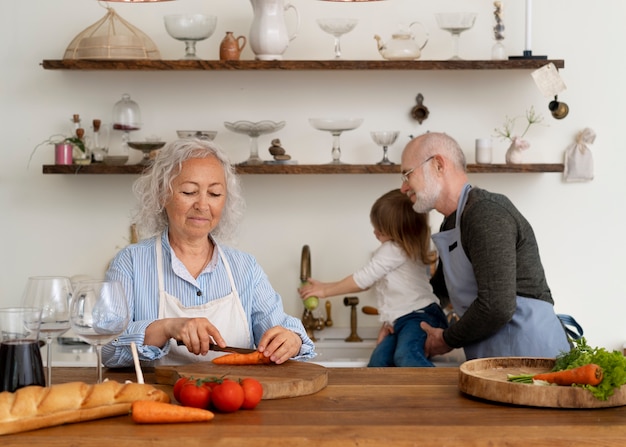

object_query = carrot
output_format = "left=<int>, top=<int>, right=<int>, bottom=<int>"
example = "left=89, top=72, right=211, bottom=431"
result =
left=532, top=364, right=603, bottom=386
left=131, top=400, right=214, bottom=424
left=508, top=363, right=603, bottom=386
left=212, top=351, right=272, bottom=365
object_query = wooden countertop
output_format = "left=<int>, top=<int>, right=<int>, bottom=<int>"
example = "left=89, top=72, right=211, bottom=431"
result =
left=3, top=367, right=626, bottom=446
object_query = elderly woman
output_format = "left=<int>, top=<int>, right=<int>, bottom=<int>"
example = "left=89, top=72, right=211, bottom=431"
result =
left=102, top=139, right=314, bottom=367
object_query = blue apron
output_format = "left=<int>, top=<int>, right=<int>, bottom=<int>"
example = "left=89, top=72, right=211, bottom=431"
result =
left=431, top=183, right=570, bottom=360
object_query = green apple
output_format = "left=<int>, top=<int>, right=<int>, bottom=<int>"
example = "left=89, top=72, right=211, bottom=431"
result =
left=303, top=296, right=319, bottom=311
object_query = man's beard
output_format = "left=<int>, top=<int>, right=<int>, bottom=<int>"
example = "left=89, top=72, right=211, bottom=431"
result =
left=412, top=167, right=441, bottom=214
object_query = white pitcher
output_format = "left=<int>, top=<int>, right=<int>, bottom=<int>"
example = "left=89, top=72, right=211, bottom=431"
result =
left=249, top=0, right=300, bottom=60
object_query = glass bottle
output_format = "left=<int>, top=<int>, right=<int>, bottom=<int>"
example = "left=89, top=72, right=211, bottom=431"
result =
left=90, top=119, right=109, bottom=162
left=73, top=127, right=91, bottom=165
left=491, top=1, right=506, bottom=60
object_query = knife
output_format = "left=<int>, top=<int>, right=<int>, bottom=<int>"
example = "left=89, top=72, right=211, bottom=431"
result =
left=176, top=340, right=256, bottom=354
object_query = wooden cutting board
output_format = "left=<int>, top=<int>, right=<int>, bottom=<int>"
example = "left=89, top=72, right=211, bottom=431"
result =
left=155, top=360, right=327, bottom=400
left=459, top=357, right=626, bottom=408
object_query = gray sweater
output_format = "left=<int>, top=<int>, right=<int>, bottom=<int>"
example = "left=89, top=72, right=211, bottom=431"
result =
left=430, top=187, right=554, bottom=348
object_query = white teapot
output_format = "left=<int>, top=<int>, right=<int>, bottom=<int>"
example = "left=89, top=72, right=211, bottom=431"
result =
left=374, top=22, right=428, bottom=61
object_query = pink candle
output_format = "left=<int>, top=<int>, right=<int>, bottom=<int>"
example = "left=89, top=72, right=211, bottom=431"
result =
left=55, top=143, right=73, bottom=165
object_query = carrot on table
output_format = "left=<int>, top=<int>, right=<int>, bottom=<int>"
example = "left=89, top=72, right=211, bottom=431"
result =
left=532, top=364, right=603, bottom=386
left=508, top=363, right=603, bottom=386
left=131, top=400, right=214, bottom=424
left=212, top=351, right=272, bottom=365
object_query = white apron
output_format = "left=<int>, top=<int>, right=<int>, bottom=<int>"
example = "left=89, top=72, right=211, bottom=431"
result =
left=154, top=236, right=251, bottom=365
left=431, top=184, right=569, bottom=360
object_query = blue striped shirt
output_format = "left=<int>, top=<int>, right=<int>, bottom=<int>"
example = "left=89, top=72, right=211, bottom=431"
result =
left=102, top=231, right=315, bottom=367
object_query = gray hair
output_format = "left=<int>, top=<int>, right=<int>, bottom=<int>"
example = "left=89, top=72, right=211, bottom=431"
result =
left=411, top=132, right=467, bottom=172
left=131, top=138, right=245, bottom=242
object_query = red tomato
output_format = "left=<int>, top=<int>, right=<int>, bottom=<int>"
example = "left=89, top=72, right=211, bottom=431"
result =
left=173, top=377, right=192, bottom=403
left=240, top=378, right=263, bottom=410
left=179, top=381, right=212, bottom=409
left=211, top=380, right=245, bottom=413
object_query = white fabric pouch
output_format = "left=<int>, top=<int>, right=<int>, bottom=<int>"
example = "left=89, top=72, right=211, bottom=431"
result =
left=564, top=127, right=595, bottom=182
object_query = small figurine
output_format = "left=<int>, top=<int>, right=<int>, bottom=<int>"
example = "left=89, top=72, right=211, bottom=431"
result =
left=268, top=138, right=292, bottom=161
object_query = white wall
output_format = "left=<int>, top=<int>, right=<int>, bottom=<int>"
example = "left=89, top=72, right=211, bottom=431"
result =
left=1, top=0, right=625, bottom=350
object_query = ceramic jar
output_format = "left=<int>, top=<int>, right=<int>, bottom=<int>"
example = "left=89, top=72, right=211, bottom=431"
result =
left=220, top=32, right=247, bottom=61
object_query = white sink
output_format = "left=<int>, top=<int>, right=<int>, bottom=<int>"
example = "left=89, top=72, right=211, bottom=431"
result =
left=307, top=326, right=465, bottom=368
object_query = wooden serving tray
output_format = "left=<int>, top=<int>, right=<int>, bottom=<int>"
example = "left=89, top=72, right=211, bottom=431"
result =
left=459, top=357, right=626, bottom=408
left=155, top=360, right=327, bottom=400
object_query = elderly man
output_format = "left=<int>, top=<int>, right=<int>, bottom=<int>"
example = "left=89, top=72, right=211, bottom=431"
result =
left=400, top=132, right=570, bottom=360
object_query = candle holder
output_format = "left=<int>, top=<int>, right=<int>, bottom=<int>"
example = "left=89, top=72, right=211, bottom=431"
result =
left=508, top=0, right=547, bottom=60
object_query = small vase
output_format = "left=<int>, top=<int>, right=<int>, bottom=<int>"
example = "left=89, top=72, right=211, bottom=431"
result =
left=491, top=40, right=506, bottom=60
left=220, top=32, right=247, bottom=60
left=505, top=137, right=529, bottom=164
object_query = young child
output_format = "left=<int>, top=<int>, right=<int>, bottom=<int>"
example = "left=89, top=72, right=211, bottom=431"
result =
left=298, top=189, right=448, bottom=367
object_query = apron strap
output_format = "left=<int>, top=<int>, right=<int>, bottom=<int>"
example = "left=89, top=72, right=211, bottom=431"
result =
left=557, top=314, right=584, bottom=340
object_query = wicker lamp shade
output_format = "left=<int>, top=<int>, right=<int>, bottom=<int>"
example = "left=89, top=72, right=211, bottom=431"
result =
left=63, top=7, right=160, bottom=60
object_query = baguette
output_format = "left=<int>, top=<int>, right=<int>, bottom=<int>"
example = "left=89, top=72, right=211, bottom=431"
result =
left=0, top=380, right=170, bottom=436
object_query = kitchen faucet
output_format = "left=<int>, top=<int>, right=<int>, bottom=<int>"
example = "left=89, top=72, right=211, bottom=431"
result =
left=300, top=245, right=331, bottom=341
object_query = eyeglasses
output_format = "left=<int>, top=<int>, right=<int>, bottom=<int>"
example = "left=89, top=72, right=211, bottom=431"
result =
left=400, top=155, right=435, bottom=183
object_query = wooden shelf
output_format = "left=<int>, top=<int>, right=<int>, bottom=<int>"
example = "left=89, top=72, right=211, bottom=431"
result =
left=42, top=163, right=564, bottom=175
left=40, top=59, right=565, bottom=71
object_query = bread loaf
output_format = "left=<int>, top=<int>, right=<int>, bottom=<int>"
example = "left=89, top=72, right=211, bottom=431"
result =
left=0, top=380, right=170, bottom=435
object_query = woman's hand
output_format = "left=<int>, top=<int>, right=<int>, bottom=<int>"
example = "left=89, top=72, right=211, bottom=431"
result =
left=257, top=326, right=303, bottom=364
left=145, top=317, right=226, bottom=355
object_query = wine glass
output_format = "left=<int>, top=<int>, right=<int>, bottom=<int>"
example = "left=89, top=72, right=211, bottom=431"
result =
left=316, top=18, right=358, bottom=59
left=164, top=14, right=217, bottom=60
left=224, top=120, right=286, bottom=165
left=309, top=118, right=363, bottom=164
left=370, top=131, right=399, bottom=165
left=70, top=280, right=130, bottom=383
left=21, top=276, right=72, bottom=386
left=435, top=12, right=477, bottom=60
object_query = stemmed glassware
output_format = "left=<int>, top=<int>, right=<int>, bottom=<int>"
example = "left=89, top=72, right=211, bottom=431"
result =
left=70, top=280, right=130, bottom=383
left=316, top=18, right=358, bottom=59
left=164, top=14, right=217, bottom=60
left=127, top=141, right=166, bottom=166
left=21, top=276, right=72, bottom=386
left=435, top=12, right=477, bottom=60
left=112, top=94, right=141, bottom=157
left=370, top=131, right=399, bottom=165
left=309, top=118, right=363, bottom=164
left=224, top=120, right=286, bottom=165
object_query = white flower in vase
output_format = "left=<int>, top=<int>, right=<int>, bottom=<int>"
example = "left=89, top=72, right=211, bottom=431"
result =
left=494, top=106, right=544, bottom=164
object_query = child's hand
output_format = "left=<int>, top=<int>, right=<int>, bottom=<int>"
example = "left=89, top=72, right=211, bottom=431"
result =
left=298, top=278, right=326, bottom=299
left=376, top=323, right=394, bottom=345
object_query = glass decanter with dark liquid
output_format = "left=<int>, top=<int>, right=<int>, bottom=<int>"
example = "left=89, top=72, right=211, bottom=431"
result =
left=0, top=307, right=45, bottom=392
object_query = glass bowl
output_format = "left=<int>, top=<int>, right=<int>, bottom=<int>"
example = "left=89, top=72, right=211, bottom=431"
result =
left=176, top=130, right=218, bottom=140
left=224, top=120, right=286, bottom=137
left=309, top=118, right=363, bottom=132
left=127, top=141, right=166, bottom=152
left=316, top=18, right=358, bottom=37
left=164, top=14, right=217, bottom=41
